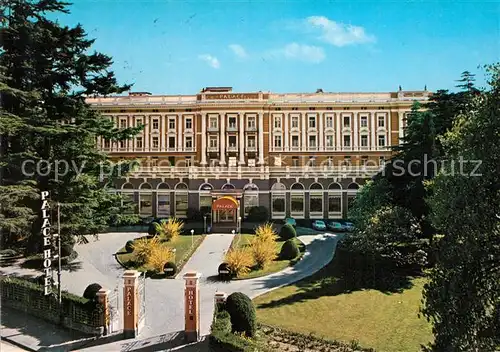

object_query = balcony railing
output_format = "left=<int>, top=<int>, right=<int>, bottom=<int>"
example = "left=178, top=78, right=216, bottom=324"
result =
left=246, top=126, right=257, bottom=132
left=125, top=165, right=383, bottom=179
left=207, top=146, right=219, bottom=152
left=246, top=146, right=257, bottom=152
left=227, top=125, right=238, bottom=132
left=207, top=126, right=219, bottom=132
left=227, top=145, right=238, bottom=152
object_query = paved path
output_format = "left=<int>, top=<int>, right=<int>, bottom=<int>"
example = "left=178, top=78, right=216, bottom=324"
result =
left=1, top=231, right=342, bottom=351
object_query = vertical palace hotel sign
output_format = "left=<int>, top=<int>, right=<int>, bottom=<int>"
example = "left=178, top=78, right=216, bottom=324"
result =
left=41, top=191, right=58, bottom=295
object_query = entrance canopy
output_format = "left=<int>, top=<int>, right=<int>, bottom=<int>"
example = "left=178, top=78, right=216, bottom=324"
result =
left=212, top=196, right=239, bottom=210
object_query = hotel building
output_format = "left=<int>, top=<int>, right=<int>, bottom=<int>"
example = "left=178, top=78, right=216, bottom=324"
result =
left=87, top=87, right=430, bottom=226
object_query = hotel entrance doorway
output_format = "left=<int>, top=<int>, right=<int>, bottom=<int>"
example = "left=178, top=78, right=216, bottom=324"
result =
left=211, top=196, right=240, bottom=232
left=216, top=209, right=236, bottom=223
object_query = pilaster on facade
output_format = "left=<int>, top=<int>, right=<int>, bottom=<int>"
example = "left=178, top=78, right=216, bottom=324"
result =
left=371, top=112, right=377, bottom=151
left=220, top=113, right=226, bottom=165
left=318, top=112, right=324, bottom=150
left=238, top=114, right=245, bottom=165
left=258, top=112, right=265, bottom=165
left=284, top=113, right=289, bottom=151
left=398, top=111, right=405, bottom=142
left=200, top=113, right=207, bottom=165
left=353, top=112, right=358, bottom=149
left=177, top=116, right=183, bottom=150
left=301, top=113, right=306, bottom=152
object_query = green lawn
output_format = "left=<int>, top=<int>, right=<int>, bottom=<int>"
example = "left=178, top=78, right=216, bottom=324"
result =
left=253, top=250, right=433, bottom=352
left=230, top=234, right=305, bottom=280
left=116, top=234, right=205, bottom=274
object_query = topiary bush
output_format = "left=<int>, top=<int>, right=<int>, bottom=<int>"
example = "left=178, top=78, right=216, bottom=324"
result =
left=61, top=243, right=74, bottom=257
left=163, top=261, right=177, bottom=277
left=225, top=292, right=256, bottom=337
left=279, top=223, right=297, bottom=241
left=125, top=240, right=134, bottom=253
left=148, top=222, right=158, bottom=236
left=280, top=239, right=300, bottom=260
left=83, top=283, right=102, bottom=301
left=247, top=206, right=269, bottom=223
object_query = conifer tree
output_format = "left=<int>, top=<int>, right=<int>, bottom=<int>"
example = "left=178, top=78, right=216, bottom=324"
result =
left=1, top=0, right=140, bottom=253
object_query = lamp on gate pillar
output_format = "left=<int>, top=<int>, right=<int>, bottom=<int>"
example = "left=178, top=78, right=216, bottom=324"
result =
left=203, top=215, right=207, bottom=233
left=238, top=216, right=242, bottom=234
left=190, top=229, right=194, bottom=247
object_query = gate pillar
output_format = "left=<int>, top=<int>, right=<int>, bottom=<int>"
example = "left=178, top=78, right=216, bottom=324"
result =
left=122, top=270, right=141, bottom=338
left=183, top=271, right=202, bottom=342
left=96, top=288, right=110, bottom=336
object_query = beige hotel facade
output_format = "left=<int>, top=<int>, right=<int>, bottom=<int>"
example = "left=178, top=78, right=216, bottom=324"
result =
left=87, top=87, right=430, bottom=225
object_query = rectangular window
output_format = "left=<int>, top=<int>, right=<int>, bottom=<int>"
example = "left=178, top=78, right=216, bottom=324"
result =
left=378, top=135, right=386, bottom=147
left=361, top=135, right=368, bottom=147
left=152, top=137, right=159, bottom=148
left=209, top=136, right=218, bottom=148
left=308, top=135, right=316, bottom=147
left=152, top=118, right=159, bottom=130
left=228, top=136, right=237, bottom=147
left=274, top=135, right=282, bottom=148
left=103, top=139, right=110, bottom=148
left=247, top=116, right=256, bottom=129
left=135, top=118, right=143, bottom=127
left=274, top=116, right=282, bottom=129
left=185, top=118, right=192, bottom=129
left=168, top=118, right=175, bottom=129
left=185, top=157, right=192, bottom=167
left=308, top=156, right=316, bottom=166
left=168, top=136, right=176, bottom=148
left=361, top=156, right=368, bottom=166
left=344, top=157, right=351, bottom=166
left=291, top=135, right=299, bottom=147
left=185, top=136, right=193, bottom=148
left=326, top=135, right=334, bottom=147
left=292, top=156, right=299, bottom=166
left=343, top=115, right=350, bottom=128
left=378, top=116, right=385, bottom=127
left=119, top=140, right=126, bottom=149
left=120, top=119, right=127, bottom=128
left=328, top=195, right=341, bottom=213
left=308, top=116, right=316, bottom=128
left=379, top=156, right=385, bottom=165
left=228, top=117, right=237, bottom=129
left=157, top=194, right=170, bottom=216
left=326, top=116, right=334, bottom=128
left=291, top=116, right=299, bottom=128
left=136, top=137, right=143, bottom=148
left=247, top=136, right=256, bottom=147
left=209, top=117, right=218, bottom=128
left=360, top=116, right=368, bottom=128
left=343, top=135, right=351, bottom=147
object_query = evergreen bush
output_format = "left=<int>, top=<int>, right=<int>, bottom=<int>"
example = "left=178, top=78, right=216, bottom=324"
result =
left=83, top=283, right=102, bottom=301
left=225, top=292, right=257, bottom=337
left=125, top=240, right=134, bottom=253
left=279, top=223, right=297, bottom=240
left=280, top=239, right=300, bottom=260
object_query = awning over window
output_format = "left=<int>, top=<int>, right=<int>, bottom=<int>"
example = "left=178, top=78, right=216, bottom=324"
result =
left=212, top=196, right=239, bottom=210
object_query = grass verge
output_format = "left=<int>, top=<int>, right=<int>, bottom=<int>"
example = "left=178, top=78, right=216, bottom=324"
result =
left=253, top=244, right=433, bottom=352
left=115, top=234, right=206, bottom=277
left=229, top=234, right=305, bottom=280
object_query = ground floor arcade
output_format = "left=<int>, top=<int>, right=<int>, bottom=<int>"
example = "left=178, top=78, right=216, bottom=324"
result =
left=112, top=177, right=366, bottom=221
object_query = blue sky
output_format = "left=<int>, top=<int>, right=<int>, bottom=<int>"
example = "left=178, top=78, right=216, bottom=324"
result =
left=56, top=1, right=498, bottom=94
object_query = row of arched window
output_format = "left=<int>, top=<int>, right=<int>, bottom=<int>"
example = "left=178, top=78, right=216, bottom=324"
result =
left=120, top=181, right=360, bottom=191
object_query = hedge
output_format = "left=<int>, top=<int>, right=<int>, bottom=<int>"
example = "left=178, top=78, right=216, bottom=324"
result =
left=1, top=276, right=102, bottom=330
left=210, top=302, right=270, bottom=352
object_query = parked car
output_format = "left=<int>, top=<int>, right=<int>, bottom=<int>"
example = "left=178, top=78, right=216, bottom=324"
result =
left=343, top=222, right=355, bottom=232
left=285, top=217, right=297, bottom=227
left=327, top=221, right=344, bottom=232
left=312, top=220, right=327, bottom=231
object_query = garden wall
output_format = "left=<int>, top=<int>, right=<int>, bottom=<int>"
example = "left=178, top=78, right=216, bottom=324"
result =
left=1, top=277, right=104, bottom=336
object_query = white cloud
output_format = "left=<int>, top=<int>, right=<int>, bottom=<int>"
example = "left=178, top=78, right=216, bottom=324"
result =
left=228, top=44, right=248, bottom=58
left=198, top=54, right=220, bottom=68
left=305, top=16, right=376, bottom=47
left=269, top=43, right=326, bottom=63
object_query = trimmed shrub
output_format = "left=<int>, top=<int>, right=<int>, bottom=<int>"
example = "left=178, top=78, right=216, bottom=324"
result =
left=280, top=239, right=300, bottom=260
left=212, top=309, right=232, bottom=334
left=225, top=292, right=257, bottom=337
left=163, top=261, right=177, bottom=277
left=145, top=244, right=174, bottom=273
left=133, top=236, right=160, bottom=264
left=247, top=206, right=269, bottom=223
left=279, top=223, right=297, bottom=240
left=154, top=218, right=183, bottom=242
left=125, top=240, right=134, bottom=253
left=61, top=243, right=74, bottom=257
left=148, top=222, right=158, bottom=236
left=83, top=283, right=102, bottom=301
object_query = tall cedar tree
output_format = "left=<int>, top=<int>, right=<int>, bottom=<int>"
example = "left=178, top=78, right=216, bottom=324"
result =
left=1, top=0, right=141, bottom=253
left=421, top=64, right=500, bottom=352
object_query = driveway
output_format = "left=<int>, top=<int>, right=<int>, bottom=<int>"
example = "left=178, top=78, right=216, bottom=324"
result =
left=2, top=231, right=342, bottom=345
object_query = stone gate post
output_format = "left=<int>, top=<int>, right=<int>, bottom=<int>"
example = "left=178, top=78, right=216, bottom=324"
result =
left=96, top=288, right=110, bottom=336
left=123, top=270, right=141, bottom=338
left=183, top=271, right=201, bottom=342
